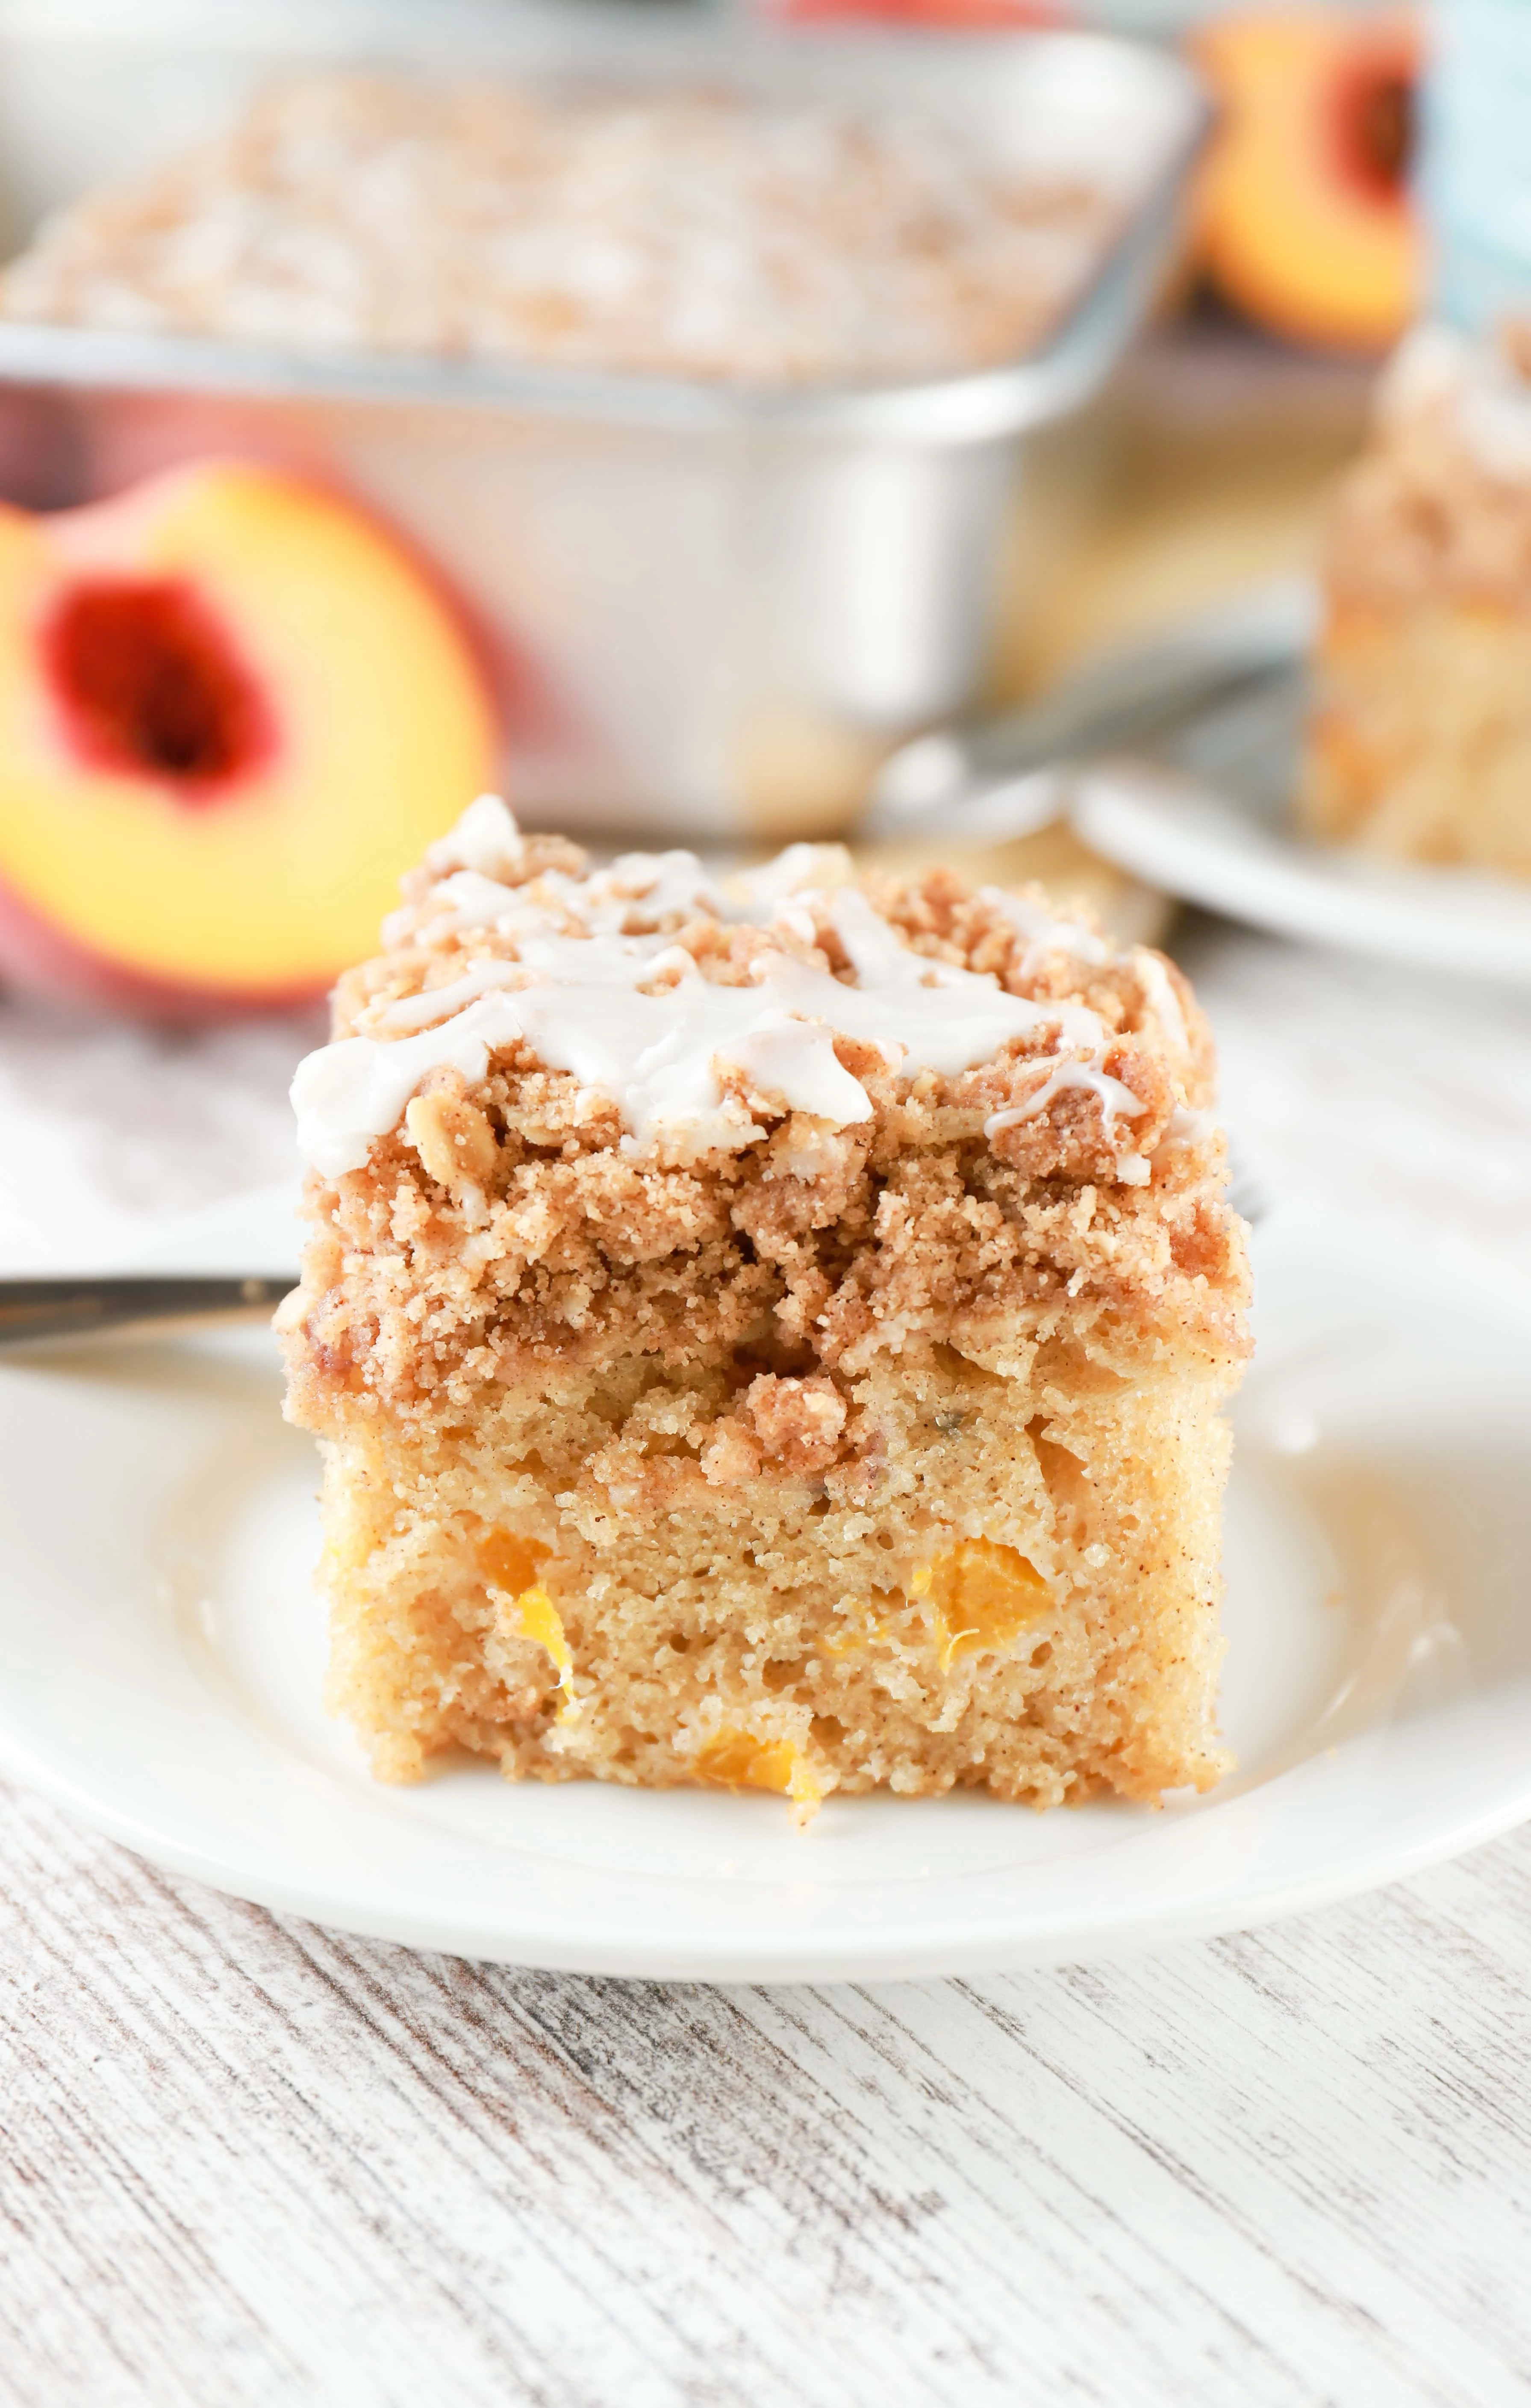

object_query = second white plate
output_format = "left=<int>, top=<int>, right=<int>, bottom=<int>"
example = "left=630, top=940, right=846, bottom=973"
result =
left=1067, top=581, right=1531, bottom=985
left=0, top=1187, right=1528, bottom=1980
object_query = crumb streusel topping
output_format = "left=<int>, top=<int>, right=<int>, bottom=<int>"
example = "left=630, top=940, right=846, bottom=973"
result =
left=284, top=798, right=1246, bottom=1420
left=0, top=73, right=1119, bottom=387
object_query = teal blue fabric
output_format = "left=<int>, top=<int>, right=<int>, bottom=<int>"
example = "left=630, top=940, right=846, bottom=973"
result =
left=1422, top=0, right=1531, bottom=328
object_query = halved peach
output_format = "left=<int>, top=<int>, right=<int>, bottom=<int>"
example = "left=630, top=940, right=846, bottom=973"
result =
left=0, top=459, right=497, bottom=1012
left=1192, top=7, right=1421, bottom=353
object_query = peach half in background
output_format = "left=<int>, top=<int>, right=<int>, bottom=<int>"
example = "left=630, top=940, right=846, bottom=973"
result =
left=1193, top=6, right=1420, bottom=353
left=0, top=459, right=497, bottom=1015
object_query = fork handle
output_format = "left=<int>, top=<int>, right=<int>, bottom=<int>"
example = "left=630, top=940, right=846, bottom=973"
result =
left=0, top=1275, right=295, bottom=1348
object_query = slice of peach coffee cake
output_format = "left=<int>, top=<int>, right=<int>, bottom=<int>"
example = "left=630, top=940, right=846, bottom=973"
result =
left=281, top=796, right=1249, bottom=1819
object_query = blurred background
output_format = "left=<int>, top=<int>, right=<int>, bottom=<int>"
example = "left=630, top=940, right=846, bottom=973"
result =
left=0, top=0, right=1527, bottom=1284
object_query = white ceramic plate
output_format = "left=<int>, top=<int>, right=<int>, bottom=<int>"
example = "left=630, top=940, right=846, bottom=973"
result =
left=1, top=1184, right=1528, bottom=1981
left=1066, top=581, right=1531, bottom=986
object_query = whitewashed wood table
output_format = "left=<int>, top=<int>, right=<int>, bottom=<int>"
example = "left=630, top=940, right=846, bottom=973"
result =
left=5, top=917, right=1531, bottom=2408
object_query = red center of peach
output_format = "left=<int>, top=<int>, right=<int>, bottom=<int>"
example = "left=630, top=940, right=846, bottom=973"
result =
left=42, top=576, right=274, bottom=800
left=1331, top=57, right=1416, bottom=207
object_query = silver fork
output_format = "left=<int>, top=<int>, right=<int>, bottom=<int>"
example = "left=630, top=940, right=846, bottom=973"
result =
left=0, top=1273, right=294, bottom=1349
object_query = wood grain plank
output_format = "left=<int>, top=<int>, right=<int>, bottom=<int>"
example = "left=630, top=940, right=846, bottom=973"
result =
left=6, top=1777, right=1531, bottom=2408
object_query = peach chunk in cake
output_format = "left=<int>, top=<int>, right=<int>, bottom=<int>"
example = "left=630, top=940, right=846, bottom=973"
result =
left=281, top=795, right=1250, bottom=1817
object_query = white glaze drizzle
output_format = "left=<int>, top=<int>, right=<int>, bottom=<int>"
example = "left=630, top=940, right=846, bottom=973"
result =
left=1130, top=947, right=1188, bottom=1055
left=423, top=790, right=526, bottom=882
left=294, top=799, right=1154, bottom=1180
left=720, top=842, right=853, bottom=916
left=377, top=956, right=528, bottom=1033
left=385, top=848, right=727, bottom=953
left=979, top=885, right=1111, bottom=968
left=380, top=869, right=544, bottom=950
left=1163, top=1104, right=1216, bottom=1146
left=983, top=1058, right=1147, bottom=1185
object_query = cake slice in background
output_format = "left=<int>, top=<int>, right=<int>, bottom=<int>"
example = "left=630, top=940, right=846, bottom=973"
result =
left=280, top=797, right=1250, bottom=1819
left=1300, top=321, right=1531, bottom=876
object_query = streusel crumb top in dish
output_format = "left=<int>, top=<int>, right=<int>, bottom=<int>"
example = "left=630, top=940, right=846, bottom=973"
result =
left=0, top=74, right=1120, bottom=387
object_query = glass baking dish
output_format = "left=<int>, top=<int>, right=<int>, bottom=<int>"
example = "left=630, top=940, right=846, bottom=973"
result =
left=0, top=2, right=1206, bottom=839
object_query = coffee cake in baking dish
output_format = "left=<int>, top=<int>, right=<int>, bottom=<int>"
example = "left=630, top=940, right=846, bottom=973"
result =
left=281, top=796, right=1249, bottom=1818
left=1, top=74, right=1119, bottom=386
